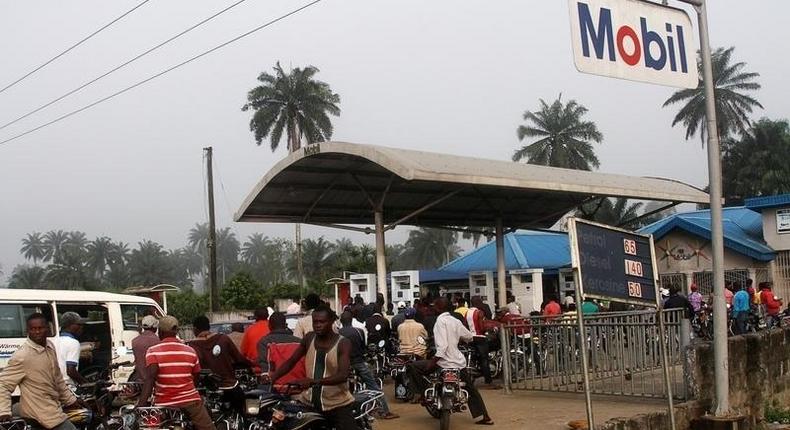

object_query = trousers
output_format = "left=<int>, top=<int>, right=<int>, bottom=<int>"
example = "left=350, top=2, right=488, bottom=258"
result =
left=178, top=400, right=216, bottom=430
left=406, top=361, right=489, bottom=420
left=351, top=361, right=391, bottom=413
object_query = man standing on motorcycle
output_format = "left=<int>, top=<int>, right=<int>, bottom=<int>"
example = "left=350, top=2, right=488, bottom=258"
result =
left=0, top=313, right=83, bottom=430
left=406, top=298, right=494, bottom=425
left=137, top=316, right=215, bottom=430
left=263, top=305, right=363, bottom=430
left=339, top=311, right=399, bottom=420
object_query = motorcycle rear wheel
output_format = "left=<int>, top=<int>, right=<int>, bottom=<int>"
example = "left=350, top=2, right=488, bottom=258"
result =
left=439, top=409, right=450, bottom=430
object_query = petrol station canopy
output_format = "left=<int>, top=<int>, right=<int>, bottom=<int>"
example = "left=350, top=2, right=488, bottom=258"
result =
left=235, top=141, right=709, bottom=229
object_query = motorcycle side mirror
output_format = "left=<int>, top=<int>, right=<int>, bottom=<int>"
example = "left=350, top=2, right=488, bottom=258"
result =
left=416, top=336, right=426, bottom=345
left=378, top=340, right=386, bottom=348
left=212, top=345, right=222, bottom=357
left=375, top=324, right=382, bottom=331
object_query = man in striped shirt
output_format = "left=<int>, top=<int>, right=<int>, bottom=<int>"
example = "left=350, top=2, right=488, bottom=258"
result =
left=137, top=316, right=215, bottom=430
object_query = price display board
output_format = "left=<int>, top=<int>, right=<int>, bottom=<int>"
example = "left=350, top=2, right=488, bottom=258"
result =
left=569, top=218, right=659, bottom=307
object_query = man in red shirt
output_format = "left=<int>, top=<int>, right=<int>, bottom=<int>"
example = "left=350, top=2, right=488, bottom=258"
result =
left=137, top=316, right=215, bottom=430
left=240, top=308, right=270, bottom=363
left=760, top=282, right=783, bottom=327
left=543, top=296, right=562, bottom=319
left=257, top=312, right=306, bottom=387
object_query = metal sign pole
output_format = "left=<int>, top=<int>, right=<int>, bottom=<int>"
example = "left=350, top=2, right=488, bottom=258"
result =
left=652, top=236, right=677, bottom=430
left=568, top=218, right=594, bottom=429
left=675, top=0, right=729, bottom=414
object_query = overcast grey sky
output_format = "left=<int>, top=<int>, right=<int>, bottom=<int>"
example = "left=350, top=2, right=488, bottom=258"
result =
left=1, top=0, right=787, bottom=280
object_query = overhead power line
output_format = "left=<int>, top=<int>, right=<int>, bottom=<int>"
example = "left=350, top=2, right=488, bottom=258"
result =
left=0, top=0, right=323, bottom=147
left=0, top=0, right=250, bottom=132
left=0, top=0, right=152, bottom=96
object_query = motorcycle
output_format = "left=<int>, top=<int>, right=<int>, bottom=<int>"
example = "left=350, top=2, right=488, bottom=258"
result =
left=365, top=339, right=388, bottom=385
left=422, top=369, right=469, bottom=430
left=119, top=405, right=190, bottom=430
left=264, top=390, right=382, bottom=430
left=390, top=353, right=418, bottom=402
left=66, top=361, right=132, bottom=430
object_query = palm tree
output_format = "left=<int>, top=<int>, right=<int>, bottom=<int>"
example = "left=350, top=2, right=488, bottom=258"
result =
left=513, top=95, right=603, bottom=171
left=577, top=198, right=645, bottom=229
left=65, top=231, right=88, bottom=254
left=241, top=233, right=272, bottom=266
left=86, top=236, right=114, bottom=281
left=299, top=237, right=335, bottom=282
left=9, top=265, right=48, bottom=289
left=663, top=46, right=762, bottom=145
left=242, top=62, right=341, bottom=152
left=243, top=62, right=341, bottom=291
left=20, top=232, right=46, bottom=264
left=43, top=230, right=69, bottom=262
left=188, top=223, right=240, bottom=280
left=128, top=240, right=172, bottom=286
left=46, top=248, right=93, bottom=290
left=722, top=119, right=790, bottom=202
left=403, top=228, right=462, bottom=269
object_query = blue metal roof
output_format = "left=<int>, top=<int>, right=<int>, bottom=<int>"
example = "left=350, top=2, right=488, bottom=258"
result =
left=439, top=230, right=571, bottom=273
left=639, top=207, right=774, bottom=262
left=744, top=194, right=790, bottom=212
left=418, top=270, right=468, bottom=283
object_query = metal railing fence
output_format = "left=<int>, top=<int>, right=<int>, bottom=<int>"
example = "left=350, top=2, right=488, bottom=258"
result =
left=502, top=309, right=686, bottom=400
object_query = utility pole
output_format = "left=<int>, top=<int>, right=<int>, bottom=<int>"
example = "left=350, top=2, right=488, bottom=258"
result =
left=204, top=147, right=219, bottom=313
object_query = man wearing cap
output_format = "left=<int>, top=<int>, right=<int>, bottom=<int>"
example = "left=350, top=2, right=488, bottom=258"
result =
left=138, top=316, right=215, bottom=430
left=0, top=313, right=82, bottom=430
left=390, top=302, right=408, bottom=333
left=54, top=311, right=88, bottom=386
left=132, top=315, right=160, bottom=382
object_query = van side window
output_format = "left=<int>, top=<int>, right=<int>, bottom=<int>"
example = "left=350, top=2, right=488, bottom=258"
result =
left=0, top=304, right=54, bottom=338
left=121, top=305, right=162, bottom=330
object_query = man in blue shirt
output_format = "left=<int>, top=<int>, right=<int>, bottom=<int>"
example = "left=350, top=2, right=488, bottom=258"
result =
left=732, top=282, right=751, bottom=335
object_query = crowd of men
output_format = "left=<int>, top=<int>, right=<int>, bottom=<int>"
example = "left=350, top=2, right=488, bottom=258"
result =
left=0, top=290, right=510, bottom=430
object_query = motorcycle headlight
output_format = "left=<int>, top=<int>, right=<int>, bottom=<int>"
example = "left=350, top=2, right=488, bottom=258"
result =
left=246, top=399, right=260, bottom=415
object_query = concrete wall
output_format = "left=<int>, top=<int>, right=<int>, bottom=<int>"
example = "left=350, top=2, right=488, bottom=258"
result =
left=599, top=328, right=790, bottom=430
left=686, top=327, right=790, bottom=422
left=762, top=207, right=790, bottom=251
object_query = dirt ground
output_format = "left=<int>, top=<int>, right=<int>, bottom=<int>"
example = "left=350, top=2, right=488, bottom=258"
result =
left=375, top=383, right=667, bottom=430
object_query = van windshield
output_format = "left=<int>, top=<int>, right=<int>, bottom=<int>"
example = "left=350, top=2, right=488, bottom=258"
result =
left=121, top=304, right=162, bottom=331
left=0, top=304, right=54, bottom=338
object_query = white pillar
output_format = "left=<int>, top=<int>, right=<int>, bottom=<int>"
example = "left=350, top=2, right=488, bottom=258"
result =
left=375, top=211, right=389, bottom=305
left=496, top=218, right=507, bottom=309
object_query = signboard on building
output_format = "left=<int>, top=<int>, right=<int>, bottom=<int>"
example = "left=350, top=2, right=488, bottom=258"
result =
left=568, top=0, right=699, bottom=89
left=569, top=218, right=659, bottom=306
left=777, top=209, right=790, bottom=233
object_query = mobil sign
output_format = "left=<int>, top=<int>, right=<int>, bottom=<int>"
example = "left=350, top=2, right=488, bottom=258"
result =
left=568, top=0, right=699, bottom=89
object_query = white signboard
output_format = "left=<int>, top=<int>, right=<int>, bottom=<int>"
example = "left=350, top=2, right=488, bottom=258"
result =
left=568, top=0, right=699, bottom=89
left=777, top=209, right=790, bottom=233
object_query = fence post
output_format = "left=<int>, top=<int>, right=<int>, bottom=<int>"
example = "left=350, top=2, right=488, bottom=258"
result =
left=680, top=316, right=691, bottom=399
left=500, top=325, right=512, bottom=394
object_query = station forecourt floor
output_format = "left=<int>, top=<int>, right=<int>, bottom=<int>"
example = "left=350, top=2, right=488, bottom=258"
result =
left=376, top=383, right=665, bottom=430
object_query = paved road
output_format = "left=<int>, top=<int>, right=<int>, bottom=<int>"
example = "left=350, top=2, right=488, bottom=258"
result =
left=375, top=384, right=665, bottom=430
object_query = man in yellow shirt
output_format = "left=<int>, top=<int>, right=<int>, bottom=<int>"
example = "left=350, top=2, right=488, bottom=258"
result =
left=397, top=308, right=428, bottom=359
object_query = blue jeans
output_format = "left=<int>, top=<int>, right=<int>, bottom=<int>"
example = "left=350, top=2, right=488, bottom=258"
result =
left=351, top=361, right=390, bottom=414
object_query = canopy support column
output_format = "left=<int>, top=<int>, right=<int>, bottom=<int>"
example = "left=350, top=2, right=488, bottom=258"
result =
left=375, top=210, right=389, bottom=305
left=496, top=217, right=507, bottom=309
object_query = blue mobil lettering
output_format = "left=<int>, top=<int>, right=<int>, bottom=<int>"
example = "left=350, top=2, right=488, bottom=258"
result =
left=577, top=2, right=689, bottom=73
